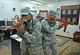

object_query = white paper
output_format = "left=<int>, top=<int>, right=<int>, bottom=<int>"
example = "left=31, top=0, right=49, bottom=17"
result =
left=62, top=10, right=66, bottom=14
left=10, top=34, right=22, bottom=42
left=73, top=10, right=77, bottom=14
left=67, top=10, right=71, bottom=14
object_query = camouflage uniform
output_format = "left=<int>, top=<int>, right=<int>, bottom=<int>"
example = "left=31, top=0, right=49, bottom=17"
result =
left=41, top=19, right=61, bottom=55
left=21, top=19, right=43, bottom=55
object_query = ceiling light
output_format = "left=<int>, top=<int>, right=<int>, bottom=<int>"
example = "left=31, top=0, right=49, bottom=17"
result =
left=30, top=0, right=42, bottom=4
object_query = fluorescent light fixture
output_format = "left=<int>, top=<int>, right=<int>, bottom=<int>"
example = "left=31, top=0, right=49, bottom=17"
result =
left=30, top=0, right=42, bottom=4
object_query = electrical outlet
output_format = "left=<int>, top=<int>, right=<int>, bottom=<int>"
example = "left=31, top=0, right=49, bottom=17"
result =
left=67, top=31, right=69, bottom=33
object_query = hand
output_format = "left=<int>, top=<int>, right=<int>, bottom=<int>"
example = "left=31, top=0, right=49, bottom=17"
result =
left=60, top=22, right=67, bottom=26
left=58, top=22, right=64, bottom=29
left=14, top=21, right=24, bottom=35
left=17, top=25, right=24, bottom=36
left=4, top=26, right=15, bottom=31
left=57, top=19, right=67, bottom=26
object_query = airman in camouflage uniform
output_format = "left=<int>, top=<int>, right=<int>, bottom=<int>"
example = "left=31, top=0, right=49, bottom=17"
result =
left=41, top=10, right=63, bottom=55
left=18, top=7, right=43, bottom=55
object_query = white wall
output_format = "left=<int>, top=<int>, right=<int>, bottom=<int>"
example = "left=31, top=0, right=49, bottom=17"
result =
left=0, top=0, right=4, bottom=20
left=1, top=0, right=38, bottom=20
left=0, top=0, right=50, bottom=20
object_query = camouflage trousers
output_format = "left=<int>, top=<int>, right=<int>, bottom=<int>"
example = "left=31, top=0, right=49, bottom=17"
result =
left=20, top=41, right=29, bottom=55
left=28, top=43, right=44, bottom=55
left=43, top=43, right=58, bottom=55
left=20, top=41, right=44, bottom=55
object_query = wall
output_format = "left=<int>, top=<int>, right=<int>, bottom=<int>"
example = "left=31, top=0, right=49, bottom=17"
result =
left=1, top=0, right=38, bottom=20
left=0, top=0, right=4, bottom=20
left=0, top=0, right=52, bottom=20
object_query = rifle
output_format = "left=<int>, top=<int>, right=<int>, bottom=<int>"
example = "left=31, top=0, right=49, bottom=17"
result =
left=57, top=18, right=74, bottom=32
left=4, top=15, right=23, bottom=30
left=49, top=17, right=74, bottom=32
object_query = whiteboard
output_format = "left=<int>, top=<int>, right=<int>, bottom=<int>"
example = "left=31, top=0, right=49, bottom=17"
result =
left=40, top=12, right=47, bottom=19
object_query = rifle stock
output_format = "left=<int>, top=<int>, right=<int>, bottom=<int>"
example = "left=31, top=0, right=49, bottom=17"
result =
left=56, top=18, right=74, bottom=32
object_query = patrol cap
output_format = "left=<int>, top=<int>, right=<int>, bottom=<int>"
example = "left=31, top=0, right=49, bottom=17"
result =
left=20, top=7, right=30, bottom=15
left=48, top=10, right=57, bottom=16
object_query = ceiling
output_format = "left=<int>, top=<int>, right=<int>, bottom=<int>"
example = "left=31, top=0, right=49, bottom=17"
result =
left=7, top=0, right=80, bottom=5
left=21, top=0, right=67, bottom=3
left=18, top=0, right=80, bottom=4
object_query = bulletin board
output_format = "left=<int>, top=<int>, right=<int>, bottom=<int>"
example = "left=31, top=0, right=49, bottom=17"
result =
left=61, top=5, right=80, bottom=25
